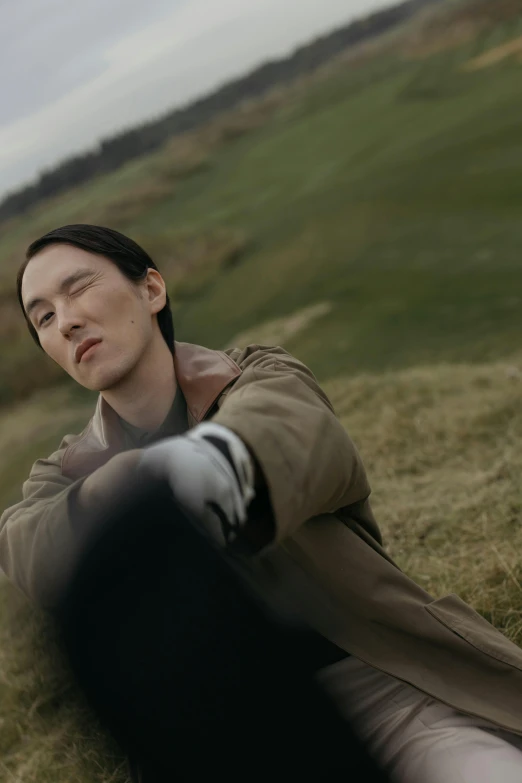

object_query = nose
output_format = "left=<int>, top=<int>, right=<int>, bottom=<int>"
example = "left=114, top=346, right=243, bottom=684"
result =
left=56, top=304, right=84, bottom=338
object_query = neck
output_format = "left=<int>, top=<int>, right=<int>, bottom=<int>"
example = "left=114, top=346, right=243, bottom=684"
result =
left=101, top=335, right=177, bottom=431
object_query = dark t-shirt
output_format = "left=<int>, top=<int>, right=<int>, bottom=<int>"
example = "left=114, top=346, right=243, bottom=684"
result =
left=118, top=386, right=189, bottom=448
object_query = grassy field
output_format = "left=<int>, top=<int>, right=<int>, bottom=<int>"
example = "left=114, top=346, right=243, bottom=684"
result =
left=2, top=0, right=522, bottom=779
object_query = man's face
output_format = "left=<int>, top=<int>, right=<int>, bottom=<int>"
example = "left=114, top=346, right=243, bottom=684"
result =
left=21, top=244, right=164, bottom=391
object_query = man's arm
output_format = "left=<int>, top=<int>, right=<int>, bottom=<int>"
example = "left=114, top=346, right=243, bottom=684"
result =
left=139, top=345, right=372, bottom=555
left=213, top=345, right=371, bottom=546
left=0, top=441, right=140, bottom=608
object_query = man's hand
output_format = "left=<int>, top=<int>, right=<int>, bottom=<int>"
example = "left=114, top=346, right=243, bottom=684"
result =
left=139, top=423, right=256, bottom=547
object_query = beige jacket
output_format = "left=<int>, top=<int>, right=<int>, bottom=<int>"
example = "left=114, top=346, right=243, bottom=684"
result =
left=2, top=342, right=522, bottom=735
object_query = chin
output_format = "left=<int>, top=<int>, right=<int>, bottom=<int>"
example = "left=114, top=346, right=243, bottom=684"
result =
left=77, top=361, right=135, bottom=393
left=70, top=344, right=145, bottom=392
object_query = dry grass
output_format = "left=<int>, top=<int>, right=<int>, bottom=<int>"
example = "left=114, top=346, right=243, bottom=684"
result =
left=463, top=34, right=522, bottom=69
left=0, top=586, right=129, bottom=783
left=327, top=357, right=522, bottom=643
left=225, top=302, right=333, bottom=349
left=1, top=355, right=522, bottom=779
left=402, top=0, right=522, bottom=59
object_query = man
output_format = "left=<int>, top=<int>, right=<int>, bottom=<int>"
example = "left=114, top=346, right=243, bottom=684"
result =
left=3, top=223, right=522, bottom=782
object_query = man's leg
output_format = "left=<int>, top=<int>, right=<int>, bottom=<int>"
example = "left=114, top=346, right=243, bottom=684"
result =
left=319, top=655, right=522, bottom=783
left=57, top=479, right=390, bottom=781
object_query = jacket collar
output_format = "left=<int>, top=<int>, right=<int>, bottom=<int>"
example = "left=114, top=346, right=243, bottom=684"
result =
left=62, top=341, right=241, bottom=480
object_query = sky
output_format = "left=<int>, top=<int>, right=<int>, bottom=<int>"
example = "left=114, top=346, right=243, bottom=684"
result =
left=0, top=0, right=397, bottom=197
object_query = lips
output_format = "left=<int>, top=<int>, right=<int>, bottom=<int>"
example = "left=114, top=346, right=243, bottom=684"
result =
left=75, top=338, right=101, bottom=364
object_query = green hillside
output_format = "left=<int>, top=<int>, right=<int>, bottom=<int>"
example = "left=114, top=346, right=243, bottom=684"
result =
left=1, top=1, right=522, bottom=399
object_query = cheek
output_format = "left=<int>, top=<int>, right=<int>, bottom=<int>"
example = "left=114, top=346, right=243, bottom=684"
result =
left=85, top=288, right=135, bottom=323
left=39, top=333, right=70, bottom=369
left=98, top=289, right=149, bottom=336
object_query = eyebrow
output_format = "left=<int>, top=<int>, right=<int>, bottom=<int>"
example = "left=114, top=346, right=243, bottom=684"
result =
left=25, top=269, right=96, bottom=319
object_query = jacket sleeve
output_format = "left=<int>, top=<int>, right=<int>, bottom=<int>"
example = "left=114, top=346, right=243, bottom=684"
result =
left=0, top=436, right=140, bottom=608
left=0, top=436, right=82, bottom=607
left=213, top=346, right=371, bottom=544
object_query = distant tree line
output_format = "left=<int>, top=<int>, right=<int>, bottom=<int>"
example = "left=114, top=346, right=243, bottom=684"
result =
left=0, top=0, right=441, bottom=222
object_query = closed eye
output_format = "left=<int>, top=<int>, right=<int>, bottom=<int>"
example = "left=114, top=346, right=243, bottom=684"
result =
left=70, top=284, right=89, bottom=297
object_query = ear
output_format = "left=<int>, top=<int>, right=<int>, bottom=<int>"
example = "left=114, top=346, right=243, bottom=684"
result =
left=145, top=269, right=167, bottom=315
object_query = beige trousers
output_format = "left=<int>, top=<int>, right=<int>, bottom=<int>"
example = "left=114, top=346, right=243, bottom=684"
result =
left=318, top=656, right=522, bottom=782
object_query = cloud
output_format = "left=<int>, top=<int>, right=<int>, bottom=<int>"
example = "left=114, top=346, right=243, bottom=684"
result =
left=0, top=0, right=393, bottom=195
left=0, top=0, right=178, bottom=125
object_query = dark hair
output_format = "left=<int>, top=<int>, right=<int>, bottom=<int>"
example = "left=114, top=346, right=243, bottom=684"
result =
left=17, top=224, right=175, bottom=354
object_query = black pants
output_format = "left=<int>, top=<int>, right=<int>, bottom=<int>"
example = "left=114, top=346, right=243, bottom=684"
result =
left=57, top=479, right=390, bottom=781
